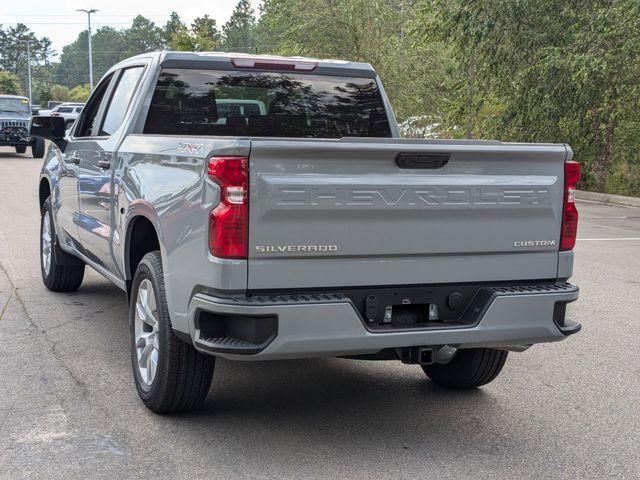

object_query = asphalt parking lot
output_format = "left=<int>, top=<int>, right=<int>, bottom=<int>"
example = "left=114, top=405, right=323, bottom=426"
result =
left=0, top=147, right=639, bottom=479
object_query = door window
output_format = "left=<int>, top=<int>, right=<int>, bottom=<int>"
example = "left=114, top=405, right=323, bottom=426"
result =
left=100, top=66, right=144, bottom=136
left=74, top=74, right=114, bottom=138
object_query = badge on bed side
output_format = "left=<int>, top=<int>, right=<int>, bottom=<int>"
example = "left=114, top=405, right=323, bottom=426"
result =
left=177, top=142, right=204, bottom=154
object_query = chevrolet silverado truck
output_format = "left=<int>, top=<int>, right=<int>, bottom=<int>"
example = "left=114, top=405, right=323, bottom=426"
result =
left=31, top=52, right=581, bottom=414
left=1, top=94, right=45, bottom=157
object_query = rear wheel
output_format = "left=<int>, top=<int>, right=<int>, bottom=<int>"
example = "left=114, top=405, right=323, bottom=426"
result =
left=422, top=348, right=508, bottom=389
left=40, top=198, right=85, bottom=291
left=15, top=145, right=27, bottom=154
left=130, top=251, right=215, bottom=414
left=32, top=138, right=45, bottom=158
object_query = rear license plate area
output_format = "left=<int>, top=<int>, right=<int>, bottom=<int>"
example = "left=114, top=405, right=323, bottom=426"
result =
left=355, top=285, right=484, bottom=330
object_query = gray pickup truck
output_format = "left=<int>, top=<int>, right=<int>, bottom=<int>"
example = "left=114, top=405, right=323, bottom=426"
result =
left=31, top=52, right=581, bottom=414
left=0, top=94, right=45, bottom=157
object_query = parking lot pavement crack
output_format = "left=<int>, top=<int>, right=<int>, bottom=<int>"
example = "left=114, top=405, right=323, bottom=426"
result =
left=41, top=316, right=81, bottom=333
left=0, top=286, right=15, bottom=321
left=0, top=260, right=90, bottom=403
left=0, top=404, right=13, bottom=433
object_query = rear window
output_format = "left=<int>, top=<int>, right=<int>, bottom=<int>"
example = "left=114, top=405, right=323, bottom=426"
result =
left=56, top=107, right=73, bottom=113
left=143, top=69, right=391, bottom=138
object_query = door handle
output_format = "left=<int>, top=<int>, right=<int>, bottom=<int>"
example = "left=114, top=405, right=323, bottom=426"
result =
left=65, top=151, right=80, bottom=164
left=395, top=152, right=450, bottom=169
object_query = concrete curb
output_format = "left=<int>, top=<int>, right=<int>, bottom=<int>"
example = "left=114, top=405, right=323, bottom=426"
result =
left=576, top=190, right=640, bottom=208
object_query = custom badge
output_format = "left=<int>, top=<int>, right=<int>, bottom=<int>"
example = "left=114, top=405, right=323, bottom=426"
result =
left=513, top=240, right=557, bottom=247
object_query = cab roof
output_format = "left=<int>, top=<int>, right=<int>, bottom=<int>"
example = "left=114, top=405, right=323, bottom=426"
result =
left=115, top=51, right=378, bottom=78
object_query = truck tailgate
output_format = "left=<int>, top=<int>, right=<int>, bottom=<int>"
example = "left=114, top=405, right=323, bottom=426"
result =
left=247, top=139, right=568, bottom=290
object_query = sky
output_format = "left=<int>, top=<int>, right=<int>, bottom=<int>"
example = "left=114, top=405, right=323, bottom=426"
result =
left=0, top=0, right=262, bottom=56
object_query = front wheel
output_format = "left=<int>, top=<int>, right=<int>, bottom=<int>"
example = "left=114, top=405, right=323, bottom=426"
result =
left=40, top=198, right=85, bottom=292
left=15, top=145, right=27, bottom=154
left=130, top=251, right=215, bottom=414
left=422, top=348, right=508, bottom=389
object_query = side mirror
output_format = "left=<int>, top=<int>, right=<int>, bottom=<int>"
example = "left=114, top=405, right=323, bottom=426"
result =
left=30, top=116, right=67, bottom=148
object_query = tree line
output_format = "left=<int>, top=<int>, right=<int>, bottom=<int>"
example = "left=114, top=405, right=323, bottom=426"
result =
left=1, top=0, right=638, bottom=195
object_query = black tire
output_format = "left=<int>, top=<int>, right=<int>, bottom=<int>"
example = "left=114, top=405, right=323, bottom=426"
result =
left=40, top=198, right=85, bottom=292
left=422, top=348, right=508, bottom=389
left=130, top=251, right=215, bottom=414
left=15, top=145, right=27, bottom=154
left=31, top=138, right=45, bottom=158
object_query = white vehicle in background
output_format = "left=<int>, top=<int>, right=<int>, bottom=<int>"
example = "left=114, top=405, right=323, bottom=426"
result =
left=50, top=103, right=85, bottom=127
left=38, top=101, right=64, bottom=117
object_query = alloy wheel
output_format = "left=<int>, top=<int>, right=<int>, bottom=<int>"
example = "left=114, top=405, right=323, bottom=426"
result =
left=41, top=213, right=52, bottom=276
left=134, top=279, right=160, bottom=387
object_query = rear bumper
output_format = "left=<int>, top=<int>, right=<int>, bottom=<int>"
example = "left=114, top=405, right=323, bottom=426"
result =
left=186, top=283, right=579, bottom=361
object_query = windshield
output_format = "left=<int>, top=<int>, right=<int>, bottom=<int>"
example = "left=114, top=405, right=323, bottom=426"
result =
left=0, top=98, right=30, bottom=114
left=144, top=69, right=392, bottom=138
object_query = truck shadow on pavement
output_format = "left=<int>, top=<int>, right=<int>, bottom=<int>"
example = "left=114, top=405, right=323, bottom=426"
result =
left=173, top=357, right=504, bottom=452
left=207, top=357, right=491, bottom=416
left=0, top=152, right=34, bottom=160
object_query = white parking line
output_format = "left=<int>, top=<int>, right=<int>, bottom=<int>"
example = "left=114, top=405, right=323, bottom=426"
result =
left=577, top=237, right=640, bottom=241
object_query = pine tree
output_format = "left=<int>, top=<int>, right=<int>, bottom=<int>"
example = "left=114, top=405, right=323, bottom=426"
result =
left=221, top=0, right=257, bottom=53
left=163, top=12, right=187, bottom=48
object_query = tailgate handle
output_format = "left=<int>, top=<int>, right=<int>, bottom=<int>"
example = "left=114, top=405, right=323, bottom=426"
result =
left=395, top=153, right=450, bottom=169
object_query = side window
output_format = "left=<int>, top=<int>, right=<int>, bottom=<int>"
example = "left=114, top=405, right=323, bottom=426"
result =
left=100, top=66, right=144, bottom=136
left=74, top=74, right=114, bottom=138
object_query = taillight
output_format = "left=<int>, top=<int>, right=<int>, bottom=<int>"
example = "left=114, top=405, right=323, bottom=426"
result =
left=560, top=160, right=581, bottom=251
left=208, top=156, right=248, bottom=259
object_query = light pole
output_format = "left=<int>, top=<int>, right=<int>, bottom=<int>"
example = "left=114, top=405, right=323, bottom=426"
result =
left=77, top=9, right=98, bottom=91
left=17, top=40, right=33, bottom=105
left=25, top=41, right=33, bottom=106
